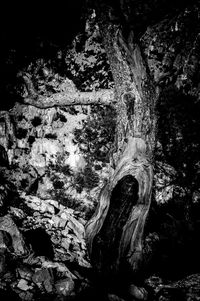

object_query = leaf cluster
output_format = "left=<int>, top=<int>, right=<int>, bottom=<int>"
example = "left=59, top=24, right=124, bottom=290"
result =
left=73, top=104, right=116, bottom=163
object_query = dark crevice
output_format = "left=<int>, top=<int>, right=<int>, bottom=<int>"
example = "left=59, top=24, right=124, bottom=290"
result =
left=23, top=228, right=54, bottom=260
left=92, top=175, right=139, bottom=285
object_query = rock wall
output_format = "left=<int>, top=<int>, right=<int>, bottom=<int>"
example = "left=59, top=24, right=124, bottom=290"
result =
left=0, top=13, right=115, bottom=300
left=0, top=103, right=105, bottom=299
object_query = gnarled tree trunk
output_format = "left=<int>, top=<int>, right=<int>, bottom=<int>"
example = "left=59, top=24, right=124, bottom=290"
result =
left=86, top=138, right=153, bottom=281
left=85, top=3, right=158, bottom=294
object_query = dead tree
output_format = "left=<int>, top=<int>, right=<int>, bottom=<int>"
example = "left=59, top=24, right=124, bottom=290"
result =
left=85, top=0, right=200, bottom=296
left=84, top=4, right=157, bottom=296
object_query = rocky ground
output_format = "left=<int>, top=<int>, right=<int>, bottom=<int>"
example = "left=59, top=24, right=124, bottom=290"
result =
left=0, top=162, right=92, bottom=300
left=1, top=145, right=200, bottom=301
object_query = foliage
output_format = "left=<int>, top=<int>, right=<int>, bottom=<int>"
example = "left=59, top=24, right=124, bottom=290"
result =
left=27, top=135, right=36, bottom=145
left=73, top=164, right=100, bottom=193
left=47, top=152, right=100, bottom=193
left=46, top=152, right=71, bottom=176
left=45, top=151, right=99, bottom=219
left=52, top=112, right=67, bottom=123
left=48, top=187, right=95, bottom=220
left=44, top=133, right=57, bottom=139
left=31, top=116, right=42, bottom=127
left=15, top=127, right=28, bottom=139
left=52, top=179, right=64, bottom=189
left=73, top=104, right=116, bottom=164
left=65, top=11, right=114, bottom=91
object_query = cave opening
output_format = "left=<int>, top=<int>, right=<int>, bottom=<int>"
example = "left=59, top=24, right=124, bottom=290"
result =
left=23, top=228, right=54, bottom=260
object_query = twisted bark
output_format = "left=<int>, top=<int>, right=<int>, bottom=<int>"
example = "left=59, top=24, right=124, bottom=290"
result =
left=86, top=137, right=153, bottom=279
left=85, top=4, right=158, bottom=296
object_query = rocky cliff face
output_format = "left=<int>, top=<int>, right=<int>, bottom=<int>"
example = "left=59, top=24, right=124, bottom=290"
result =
left=0, top=13, right=116, bottom=300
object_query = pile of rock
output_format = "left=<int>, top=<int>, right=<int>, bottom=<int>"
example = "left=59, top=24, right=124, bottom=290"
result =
left=0, top=143, right=92, bottom=300
left=0, top=202, right=91, bottom=300
left=20, top=194, right=90, bottom=267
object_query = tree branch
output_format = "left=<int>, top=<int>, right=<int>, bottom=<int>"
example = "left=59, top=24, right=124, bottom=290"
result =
left=20, top=89, right=115, bottom=108
left=17, top=72, right=115, bottom=108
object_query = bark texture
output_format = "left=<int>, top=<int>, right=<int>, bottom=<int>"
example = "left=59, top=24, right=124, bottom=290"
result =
left=85, top=1, right=200, bottom=294
left=18, top=72, right=115, bottom=108
left=21, top=89, right=114, bottom=108
left=85, top=3, right=157, bottom=290
left=86, top=137, right=153, bottom=279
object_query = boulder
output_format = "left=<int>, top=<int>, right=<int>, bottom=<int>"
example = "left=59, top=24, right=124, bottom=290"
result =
left=8, top=207, right=26, bottom=220
left=17, top=279, right=31, bottom=291
left=128, top=284, right=148, bottom=300
left=41, top=259, right=76, bottom=280
left=0, top=215, right=27, bottom=256
left=32, top=268, right=54, bottom=293
left=55, top=277, right=75, bottom=297
left=17, top=265, right=33, bottom=281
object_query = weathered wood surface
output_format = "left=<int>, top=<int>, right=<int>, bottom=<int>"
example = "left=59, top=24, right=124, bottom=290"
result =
left=22, top=89, right=115, bottom=108
left=85, top=137, right=153, bottom=281
left=84, top=5, right=156, bottom=290
left=17, top=71, right=115, bottom=108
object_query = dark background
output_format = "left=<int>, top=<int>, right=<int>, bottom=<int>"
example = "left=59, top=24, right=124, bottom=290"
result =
left=0, top=1, right=85, bottom=109
left=1, top=2, right=85, bottom=46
